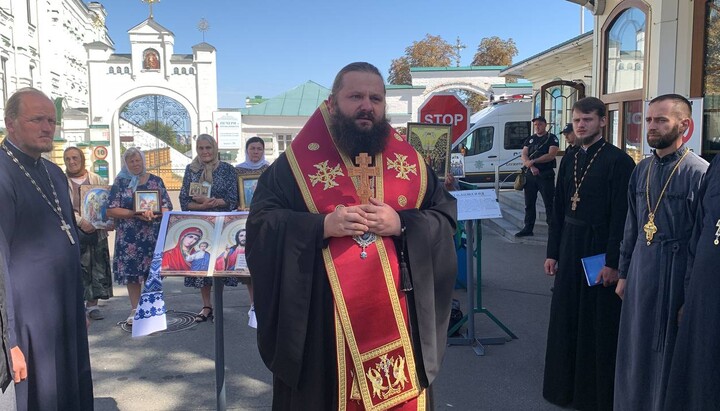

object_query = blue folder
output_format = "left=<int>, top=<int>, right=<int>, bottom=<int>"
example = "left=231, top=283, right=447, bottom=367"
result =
left=581, top=253, right=606, bottom=287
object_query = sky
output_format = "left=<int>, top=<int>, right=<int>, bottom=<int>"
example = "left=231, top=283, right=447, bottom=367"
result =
left=99, top=0, right=595, bottom=108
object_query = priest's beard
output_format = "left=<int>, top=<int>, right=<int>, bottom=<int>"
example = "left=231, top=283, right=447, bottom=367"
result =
left=577, top=132, right=602, bottom=147
left=648, top=125, right=681, bottom=150
left=330, top=104, right=390, bottom=158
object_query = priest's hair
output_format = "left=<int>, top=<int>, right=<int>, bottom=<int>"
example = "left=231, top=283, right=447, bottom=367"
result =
left=572, top=97, right=606, bottom=118
left=649, top=94, right=692, bottom=119
left=5, top=87, right=52, bottom=120
left=331, top=62, right=385, bottom=96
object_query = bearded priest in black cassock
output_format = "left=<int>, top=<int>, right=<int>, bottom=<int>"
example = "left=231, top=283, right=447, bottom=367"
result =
left=613, top=95, right=708, bottom=411
left=663, top=154, right=720, bottom=410
left=247, top=62, right=457, bottom=411
left=0, top=88, right=93, bottom=410
left=543, top=97, right=635, bottom=411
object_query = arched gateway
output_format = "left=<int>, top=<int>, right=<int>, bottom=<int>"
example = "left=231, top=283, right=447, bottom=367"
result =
left=84, top=17, right=217, bottom=181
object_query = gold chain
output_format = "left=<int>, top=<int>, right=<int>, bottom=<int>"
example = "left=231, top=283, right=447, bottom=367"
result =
left=1, top=142, right=75, bottom=244
left=643, top=148, right=691, bottom=245
left=570, top=141, right=606, bottom=211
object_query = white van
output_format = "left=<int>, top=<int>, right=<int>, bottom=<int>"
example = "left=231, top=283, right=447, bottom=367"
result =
left=451, top=100, right=532, bottom=187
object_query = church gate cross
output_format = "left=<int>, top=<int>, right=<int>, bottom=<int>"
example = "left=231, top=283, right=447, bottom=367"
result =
left=348, top=153, right=379, bottom=204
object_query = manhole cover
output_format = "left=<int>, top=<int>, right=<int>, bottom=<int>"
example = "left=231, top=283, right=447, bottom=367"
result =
left=119, top=310, right=199, bottom=334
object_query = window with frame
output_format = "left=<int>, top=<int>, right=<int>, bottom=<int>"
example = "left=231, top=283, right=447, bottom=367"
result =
left=701, top=0, right=720, bottom=156
left=1, top=57, right=6, bottom=104
left=604, top=7, right=646, bottom=94
left=462, top=127, right=493, bottom=156
left=26, top=0, right=33, bottom=25
left=504, top=121, right=530, bottom=150
left=276, top=134, right=293, bottom=153
left=601, top=2, right=648, bottom=160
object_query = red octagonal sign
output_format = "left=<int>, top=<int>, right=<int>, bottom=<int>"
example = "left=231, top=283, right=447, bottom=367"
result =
left=418, top=93, right=471, bottom=145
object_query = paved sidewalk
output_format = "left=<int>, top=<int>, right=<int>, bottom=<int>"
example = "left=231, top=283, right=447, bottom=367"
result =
left=88, top=227, right=562, bottom=410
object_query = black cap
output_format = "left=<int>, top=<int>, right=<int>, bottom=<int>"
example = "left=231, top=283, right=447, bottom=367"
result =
left=531, top=116, right=547, bottom=123
left=560, top=123, right=573, bottom=134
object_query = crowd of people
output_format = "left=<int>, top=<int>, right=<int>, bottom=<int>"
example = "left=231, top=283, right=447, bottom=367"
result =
left=0, top=87, right=273, bottom=410
left=0, top=64, right=719, bottom=411
left=526, top=93, right=717, bottom=411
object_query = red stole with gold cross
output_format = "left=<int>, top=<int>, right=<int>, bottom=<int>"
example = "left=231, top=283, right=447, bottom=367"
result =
left=286, top=102, right=428, bottom=410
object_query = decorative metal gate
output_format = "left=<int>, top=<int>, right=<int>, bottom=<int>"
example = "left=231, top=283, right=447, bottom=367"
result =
left=120, top=95, right=192, bottom=189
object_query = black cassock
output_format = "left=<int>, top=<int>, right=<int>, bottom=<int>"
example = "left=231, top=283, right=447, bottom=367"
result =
left=543, top=139, right=635, bottom=411
left=246, top=154, right=457, bottom=410
left=664, top=155, right=720, bottom=410
left=0, top=142, right=93, bottom=410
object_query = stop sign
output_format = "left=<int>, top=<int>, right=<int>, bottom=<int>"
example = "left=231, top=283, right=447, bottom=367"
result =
left=418, top=93, right=471, bottom=144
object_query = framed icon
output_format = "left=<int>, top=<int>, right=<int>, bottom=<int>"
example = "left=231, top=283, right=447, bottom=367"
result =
left=238, top=173, right=261, bottom=210
left=450, top=153, right=465, bottom=178
left=134, top=190, right=161, bottom=214
left=406, top=122, right=452, bottom=179
left=156, top=211, right=250, bottom=278
left=188, top=182, right=211, bottom=198
left=79, top=185, right=113, bottom=229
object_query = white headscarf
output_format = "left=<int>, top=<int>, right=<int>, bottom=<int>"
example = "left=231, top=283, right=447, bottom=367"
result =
left=236, top=136, right=270, bottom=170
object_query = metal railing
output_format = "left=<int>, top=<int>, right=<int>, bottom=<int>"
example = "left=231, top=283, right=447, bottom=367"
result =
left=494, top=153, right=523, bottom=198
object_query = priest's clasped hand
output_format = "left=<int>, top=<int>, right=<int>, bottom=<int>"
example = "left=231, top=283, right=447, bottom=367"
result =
left=358, top=198, right=401, bottom=237
left=324, top=205, right=369, bottom=239
left=323, top=198, right=401, bottom=239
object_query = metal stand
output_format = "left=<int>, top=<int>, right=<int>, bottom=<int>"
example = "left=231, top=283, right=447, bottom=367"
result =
left=213, top=277, right=227, bottom=411
left=447, top=220, right=518, bottom=356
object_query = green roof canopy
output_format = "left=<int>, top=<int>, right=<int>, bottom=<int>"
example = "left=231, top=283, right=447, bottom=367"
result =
left=241, top=81, right=330, bottom=116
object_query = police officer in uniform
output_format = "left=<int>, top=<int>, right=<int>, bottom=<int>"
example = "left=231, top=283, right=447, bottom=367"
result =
left=516, top=116, right=559, bottom=237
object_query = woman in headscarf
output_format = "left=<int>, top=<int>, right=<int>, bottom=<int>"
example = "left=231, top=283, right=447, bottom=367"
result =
left=235, top=136, right=270, bottom=177
left=63, top=147, right=113, bottom=320
left=235, top=136, right=271, bottom=328
left=107, top=147, right=173, bottom=325
left=161, top=226, right=203, bottom=271
left=179, top=134, right=239, bottom=322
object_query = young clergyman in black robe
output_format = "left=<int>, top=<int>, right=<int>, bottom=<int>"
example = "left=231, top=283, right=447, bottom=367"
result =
left=0, top=88, right=93, bottom=410
left=613, top=94, right=708, bottom=411
left=247, top=62, right=457, bottom=411
left=663, top=154, right=720, bottom=410
left=543, top=97, right=635, bottom=411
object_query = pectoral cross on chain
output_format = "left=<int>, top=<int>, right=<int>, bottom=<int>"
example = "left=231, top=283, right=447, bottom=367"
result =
left=60, top=221, right=75, bottom=245
left=714, top=219, right=720, bottom=246
left=644, top=213, right=658, bottom=246
left=570, top=191, right=580, bottom=211
left=348, top=153, right=379, bottom=204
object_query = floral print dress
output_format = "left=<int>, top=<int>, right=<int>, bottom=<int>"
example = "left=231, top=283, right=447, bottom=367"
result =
left=109, top=174, right=173, bottom=284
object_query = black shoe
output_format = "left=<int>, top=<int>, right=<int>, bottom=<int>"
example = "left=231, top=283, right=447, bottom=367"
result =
left=195, top=306, right=214, bottom=323
left=515, top=230, right=534, bottom=237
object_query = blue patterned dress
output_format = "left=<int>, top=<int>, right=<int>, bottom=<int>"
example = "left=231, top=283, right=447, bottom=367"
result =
left=179, top=161, right=241, bottom=288
left=109, top=174, right=173, bottom=284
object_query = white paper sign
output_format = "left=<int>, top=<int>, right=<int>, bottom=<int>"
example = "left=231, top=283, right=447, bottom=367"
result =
left=450, top=189, right=502, bottom=221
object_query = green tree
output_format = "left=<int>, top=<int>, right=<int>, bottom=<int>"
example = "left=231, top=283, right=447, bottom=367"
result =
left=388, top=34, right=457, bottom=85
left=706, top=3, right=720, bottom=94
left=465, top=92, right=487, bottom=113
left=139, top=120, right=190, bottom=154
left=472, top=36, right=519, bottom=66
